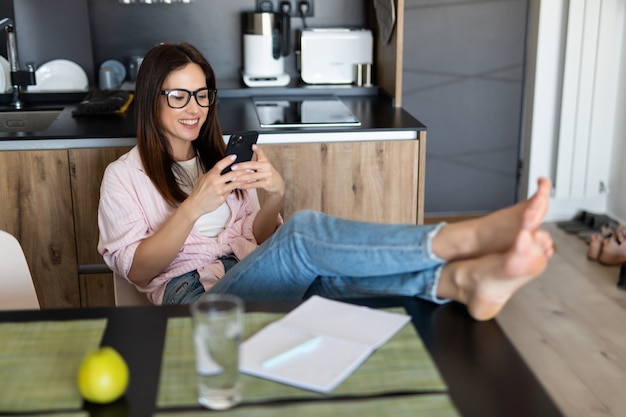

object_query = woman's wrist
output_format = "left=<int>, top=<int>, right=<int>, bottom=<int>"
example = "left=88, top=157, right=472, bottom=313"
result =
left=177, top=198, right=202, bottom=224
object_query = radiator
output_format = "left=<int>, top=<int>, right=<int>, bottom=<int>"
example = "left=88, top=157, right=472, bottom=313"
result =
left=554, top=0, right=622, bottom=199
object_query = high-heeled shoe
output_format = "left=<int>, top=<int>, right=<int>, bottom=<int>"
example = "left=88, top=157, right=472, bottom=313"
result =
left=618, top=263, right=626, bottom=291
left=559, top=210, right=615, bottom=232
left=597, top=235, right=626, bottom=266
left=587, top=234, right=603, bottom=261
left=614, top=224, right=626, bottom=244
left=581, top=225, right=614, bottom=244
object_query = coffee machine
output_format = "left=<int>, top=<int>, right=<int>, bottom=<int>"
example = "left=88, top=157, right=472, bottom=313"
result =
left=241, top=12, right=291, bottom=87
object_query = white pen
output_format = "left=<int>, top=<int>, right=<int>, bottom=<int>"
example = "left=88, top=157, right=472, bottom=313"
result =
left=261, top=336, right=323, bottom=369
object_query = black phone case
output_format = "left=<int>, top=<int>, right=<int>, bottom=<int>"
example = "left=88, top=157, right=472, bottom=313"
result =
left=221, top=131, right=259, bottom=174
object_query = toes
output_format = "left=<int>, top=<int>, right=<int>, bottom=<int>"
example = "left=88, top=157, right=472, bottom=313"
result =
left=506, top=229, right=548, bottom=277
left=523, top=178, right=551, bottom=230
left=534, top=230, right=554, bottom=257
left=512, top=228, right=532, bottom=254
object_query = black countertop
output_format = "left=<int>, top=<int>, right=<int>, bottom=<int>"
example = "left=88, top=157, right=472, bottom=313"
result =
left=0, top=86, right=425, bottom=145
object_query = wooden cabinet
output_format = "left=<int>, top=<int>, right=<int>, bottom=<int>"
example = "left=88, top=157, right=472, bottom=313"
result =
left=0, top=147, right=130, bottom=308
left=0, top=135, right=422, bottom=308
left=0, top=150, right=79, bottom=308
left=66, top=141, right=424, bottom=308
left=261, top=138, right=424, bottom=224
left=69, top=147, right=132, bottom=307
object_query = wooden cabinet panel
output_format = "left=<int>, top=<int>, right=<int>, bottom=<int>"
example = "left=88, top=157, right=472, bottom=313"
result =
left=69, top=147, right=131, bottom=307
left=367, top=0, right=405, bottom=106
left=0, top=150, right=79, bottom=308
left=69, top=147, right=131, bottom=265
left=79, top=273, right=115, bottom=307
left=262, top=140, right=420, bottom=224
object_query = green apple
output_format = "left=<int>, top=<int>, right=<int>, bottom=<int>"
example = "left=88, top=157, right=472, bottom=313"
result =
left=77, top=346, right=129, bottom=404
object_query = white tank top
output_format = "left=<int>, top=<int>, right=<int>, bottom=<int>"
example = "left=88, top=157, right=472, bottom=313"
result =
left=175, top=157, right=231, bottom=238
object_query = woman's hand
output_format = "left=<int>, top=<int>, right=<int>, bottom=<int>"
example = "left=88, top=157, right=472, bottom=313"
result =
left=183, top=154, right=242, bottom=218
left=228, top=145, right=285, bottom=198
left=183, top=145, right=285, bottom=245
left=227, top=145, right=285, bottom=244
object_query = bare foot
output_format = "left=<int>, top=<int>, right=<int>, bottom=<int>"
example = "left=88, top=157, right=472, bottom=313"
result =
left=441, top=228, right=554, bottom=321
left=433, top=177, right=552, bottom=260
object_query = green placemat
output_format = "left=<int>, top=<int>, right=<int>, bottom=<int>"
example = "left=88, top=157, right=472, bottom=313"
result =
left=157, top=310, right=448, bottom=408
left=0, top=319, right=108, bottom=413
left=3, top=413, right=88, bottom=417
left=155, top=394, right=459, bottom=417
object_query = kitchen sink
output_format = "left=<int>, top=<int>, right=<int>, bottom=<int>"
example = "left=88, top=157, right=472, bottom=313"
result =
left=0, top=110, right=62, bottom=133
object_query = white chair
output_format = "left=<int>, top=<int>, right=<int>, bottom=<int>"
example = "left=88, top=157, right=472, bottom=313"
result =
left=113, top=272, right=152, bottom=306
left=0, top=230, right=40, bottom=310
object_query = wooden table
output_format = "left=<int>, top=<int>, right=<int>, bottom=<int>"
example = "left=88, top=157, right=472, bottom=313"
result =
left=0, top=297, right=564, bottom=417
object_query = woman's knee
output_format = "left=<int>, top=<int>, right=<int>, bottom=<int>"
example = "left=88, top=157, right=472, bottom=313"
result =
left=285, top=210, right=327, bottom=231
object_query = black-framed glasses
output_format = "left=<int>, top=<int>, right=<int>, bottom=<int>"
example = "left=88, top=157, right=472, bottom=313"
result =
left=161, top=88, right=217, bottom=109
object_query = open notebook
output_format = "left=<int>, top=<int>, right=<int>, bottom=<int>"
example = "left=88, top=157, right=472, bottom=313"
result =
left=240, top=296, right=411, bottom=393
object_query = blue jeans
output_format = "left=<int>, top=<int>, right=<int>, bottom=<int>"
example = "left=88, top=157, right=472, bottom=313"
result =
left=162, top=255, right=239, bottom=304
left=164, top=210, right=447, bottom=304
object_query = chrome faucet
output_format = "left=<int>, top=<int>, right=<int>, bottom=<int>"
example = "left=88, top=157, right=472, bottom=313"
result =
left=0, top=18, right=36, bottom=109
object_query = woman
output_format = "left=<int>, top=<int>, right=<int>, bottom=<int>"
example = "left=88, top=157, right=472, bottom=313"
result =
left=98, top=42, right=554, bottom=321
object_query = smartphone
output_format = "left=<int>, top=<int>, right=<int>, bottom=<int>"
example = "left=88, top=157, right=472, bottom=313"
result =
left=221, top=131, right=259, bottom=175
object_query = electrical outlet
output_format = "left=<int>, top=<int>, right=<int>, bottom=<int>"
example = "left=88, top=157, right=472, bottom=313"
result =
left=294, top=0, right=314, bottom=17
left=255, top=0, right=274, bottom=12
left=254, top=0, right=314, bottom=17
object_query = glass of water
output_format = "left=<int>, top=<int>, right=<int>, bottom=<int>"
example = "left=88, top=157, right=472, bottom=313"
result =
left=190, top=293, right=244, bottom=410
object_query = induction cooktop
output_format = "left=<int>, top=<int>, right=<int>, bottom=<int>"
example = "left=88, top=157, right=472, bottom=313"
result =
left=253, top=96, right=361, bottom=128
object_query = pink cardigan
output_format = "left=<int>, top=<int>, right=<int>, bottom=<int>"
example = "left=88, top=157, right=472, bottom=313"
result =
left=97, top=146, right=281, bottom=304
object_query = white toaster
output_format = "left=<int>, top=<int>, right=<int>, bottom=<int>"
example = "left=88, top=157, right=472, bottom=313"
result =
left=299, top=28, right=373, bottom=85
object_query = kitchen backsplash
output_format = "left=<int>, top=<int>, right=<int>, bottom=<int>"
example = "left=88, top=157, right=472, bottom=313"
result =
left=1, top=0, right=368, bottom=85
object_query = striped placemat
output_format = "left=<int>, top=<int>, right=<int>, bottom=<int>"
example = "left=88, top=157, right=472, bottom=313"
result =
left=157, top=310, right=449, bottom=408
left=155, top=393, right=459, bottom=417
left=0, top=319, right=107, bottom=413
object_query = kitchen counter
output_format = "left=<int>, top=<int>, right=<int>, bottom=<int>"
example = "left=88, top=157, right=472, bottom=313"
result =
left=0, top=86, right=425, bottom=150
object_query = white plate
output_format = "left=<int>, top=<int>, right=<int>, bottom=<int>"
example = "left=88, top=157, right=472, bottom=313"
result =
left=27, top=59, right=88, bottom=92
left=0, top=55, right=10, bottom=93
left=100, top=59, right=126, bottom=84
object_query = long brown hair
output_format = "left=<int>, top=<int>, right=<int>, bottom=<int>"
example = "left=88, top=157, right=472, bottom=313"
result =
left=135, top=42, right=226, bottom=207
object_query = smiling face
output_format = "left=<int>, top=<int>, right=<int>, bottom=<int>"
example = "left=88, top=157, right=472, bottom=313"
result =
left=159, top=63, right=209, bottom=161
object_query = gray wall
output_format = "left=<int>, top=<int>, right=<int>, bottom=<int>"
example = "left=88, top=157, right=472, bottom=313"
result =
left=1, top=0, right=367, bottom=84
left=11, top=0, right=95, bottom=83
left=0, top=0, right=13, bottom=57
left=403, top=0, right=529, bottom=214
left=88, top=0, right=366, bottom=82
